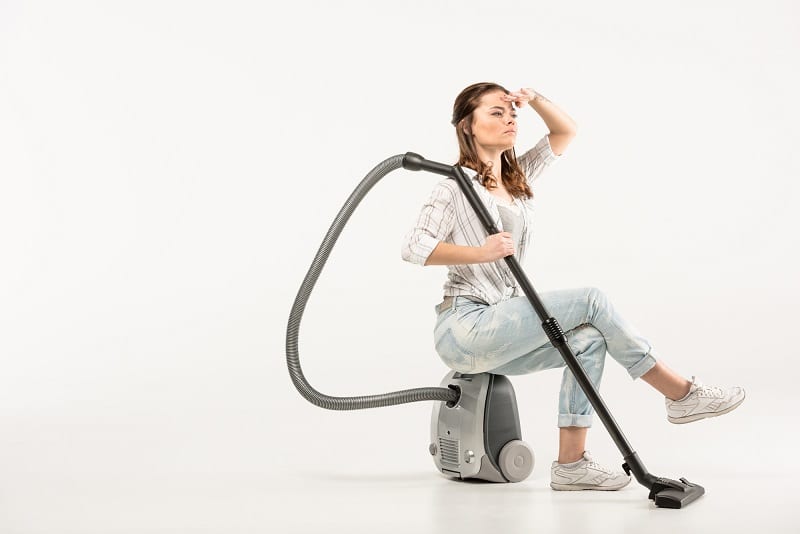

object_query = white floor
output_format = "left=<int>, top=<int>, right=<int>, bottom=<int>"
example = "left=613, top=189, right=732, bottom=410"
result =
left=0, top=464, right=793, bottom=533
left=270, top=469, right=794, bottom=534
left=0, top=402, right=795, bottom=534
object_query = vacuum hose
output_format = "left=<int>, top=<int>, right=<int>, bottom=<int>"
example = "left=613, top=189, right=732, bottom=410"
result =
left=285, top=154, right=460, bottom=410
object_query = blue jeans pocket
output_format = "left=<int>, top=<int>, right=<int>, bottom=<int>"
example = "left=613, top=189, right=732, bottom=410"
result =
left=434, top=327, right=475, bottom=373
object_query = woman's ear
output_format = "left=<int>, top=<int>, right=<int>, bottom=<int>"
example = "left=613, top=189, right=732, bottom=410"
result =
left=459, top=118, right=472, bottom=136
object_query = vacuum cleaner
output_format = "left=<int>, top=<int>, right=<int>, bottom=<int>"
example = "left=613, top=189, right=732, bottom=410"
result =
left=285, top=153, right=705, bottom=508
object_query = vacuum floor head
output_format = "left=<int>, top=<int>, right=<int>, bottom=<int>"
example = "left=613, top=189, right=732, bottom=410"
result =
left=649, top=477, right=705, bottom=509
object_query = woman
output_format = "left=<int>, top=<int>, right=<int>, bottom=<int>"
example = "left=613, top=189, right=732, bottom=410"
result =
left=401, top=82, right=745, bottom=491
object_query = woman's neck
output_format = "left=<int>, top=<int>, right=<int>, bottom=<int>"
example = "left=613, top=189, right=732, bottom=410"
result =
left=476, top=146, right=503, bottom=183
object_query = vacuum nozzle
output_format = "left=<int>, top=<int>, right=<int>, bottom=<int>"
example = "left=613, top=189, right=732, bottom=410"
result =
left=649, top=477, right=705, bottom=509
left=623, top=453, right=705, bottom=509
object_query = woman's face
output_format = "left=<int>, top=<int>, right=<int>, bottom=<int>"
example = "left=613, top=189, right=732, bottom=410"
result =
left=468, top=90, right=518, bottom=152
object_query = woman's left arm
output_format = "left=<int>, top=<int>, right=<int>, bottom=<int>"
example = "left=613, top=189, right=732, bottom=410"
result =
left=503, top=89, right=578, bottom=156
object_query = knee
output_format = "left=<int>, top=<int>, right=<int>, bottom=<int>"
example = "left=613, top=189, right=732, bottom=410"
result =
left=569, top=325, right=607, bottom=375
left=586, top=286, right=607, bottom=304
left=569, top=324, right=606, bottom=355
left=585, top=286, right=610, bottom=321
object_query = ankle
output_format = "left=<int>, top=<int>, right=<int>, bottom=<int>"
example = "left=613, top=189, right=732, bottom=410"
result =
left=666, top=380, right=692, bottom=401
left=557, top=452, right=585, bottom=464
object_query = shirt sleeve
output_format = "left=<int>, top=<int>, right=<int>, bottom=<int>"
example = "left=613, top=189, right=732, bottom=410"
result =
left=517, top=134, right=561, bottom=184
left=401, top=180, right=456, bottom=265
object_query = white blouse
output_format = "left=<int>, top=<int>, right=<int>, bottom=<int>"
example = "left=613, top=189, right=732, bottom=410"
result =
left=401, top=134, right=562, bottom=305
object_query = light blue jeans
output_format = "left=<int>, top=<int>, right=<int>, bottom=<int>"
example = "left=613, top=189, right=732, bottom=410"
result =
left=433, top=287, right=657, bottom=428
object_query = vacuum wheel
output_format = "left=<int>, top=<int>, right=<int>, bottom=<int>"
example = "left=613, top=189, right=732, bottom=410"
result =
left=498, top=440, right=534, bottom=482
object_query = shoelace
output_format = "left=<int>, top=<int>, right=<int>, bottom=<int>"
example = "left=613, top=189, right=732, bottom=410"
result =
left=586, top=461, right=614, bottom=474
left=581, top=453, right=614, bottom=474
left=693, top=378, right=724, bottom=398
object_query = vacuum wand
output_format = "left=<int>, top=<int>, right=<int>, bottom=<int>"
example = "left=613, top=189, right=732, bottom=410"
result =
left=402, top=152, right=705, bottom=509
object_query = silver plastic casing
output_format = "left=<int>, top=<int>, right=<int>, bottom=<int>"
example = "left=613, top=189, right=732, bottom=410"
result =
left=430, top=371, right=533, bottom=483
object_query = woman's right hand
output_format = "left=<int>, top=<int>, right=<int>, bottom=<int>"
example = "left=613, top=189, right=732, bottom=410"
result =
left=480, top=232, right=515, bottom=262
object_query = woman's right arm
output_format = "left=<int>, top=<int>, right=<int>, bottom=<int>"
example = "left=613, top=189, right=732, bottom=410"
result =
left=402, top=181, right=516, bottom=266
left=424, top=233, right=515, bottom=266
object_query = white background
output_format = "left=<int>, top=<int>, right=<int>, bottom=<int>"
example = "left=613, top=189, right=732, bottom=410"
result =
left=1, top=1, right=798, bottom=532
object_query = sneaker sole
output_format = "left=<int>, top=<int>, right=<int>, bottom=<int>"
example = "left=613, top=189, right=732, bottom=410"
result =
left=550, top=477, right=631, bottom=491
left=668, top=392, right=746, bottom=424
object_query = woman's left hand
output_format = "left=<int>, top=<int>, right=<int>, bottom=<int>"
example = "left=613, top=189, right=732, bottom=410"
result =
left=502, top=88, right=537, bottom=108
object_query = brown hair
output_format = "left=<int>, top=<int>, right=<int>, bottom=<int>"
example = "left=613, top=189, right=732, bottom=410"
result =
left=451, top=82, right=532, bottom=199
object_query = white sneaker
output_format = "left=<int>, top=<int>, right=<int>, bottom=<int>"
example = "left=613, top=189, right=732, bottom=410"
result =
left=550, top=451, right=631, bottom=491
left=666, top=376, right=745, bottom=424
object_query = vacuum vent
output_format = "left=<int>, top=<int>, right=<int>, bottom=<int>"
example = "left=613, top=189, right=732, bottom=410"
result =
left=439, top=437, right=460, bottom=465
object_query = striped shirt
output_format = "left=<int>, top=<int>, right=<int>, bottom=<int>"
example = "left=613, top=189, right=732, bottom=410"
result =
left=401, top=134, right=561, bottom=305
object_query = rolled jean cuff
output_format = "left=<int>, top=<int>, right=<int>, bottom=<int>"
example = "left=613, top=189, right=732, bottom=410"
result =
left=627, top=351, right=657, bottom=380
left=558, top=413, right=594, bottom=428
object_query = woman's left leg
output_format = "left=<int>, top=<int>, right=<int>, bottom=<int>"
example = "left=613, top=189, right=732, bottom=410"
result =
left=477, top=288, right=652, bottom=483
left=492, top=323, right=609, bottom=461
